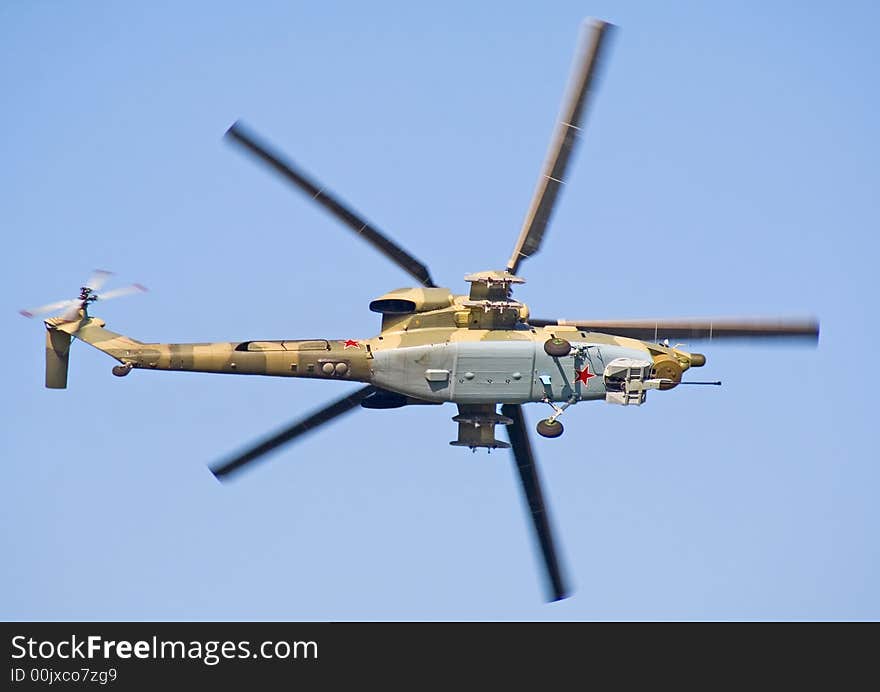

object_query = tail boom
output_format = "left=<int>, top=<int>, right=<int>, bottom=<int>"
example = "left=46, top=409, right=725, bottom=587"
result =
left=50, top=316, right=371, bottom=384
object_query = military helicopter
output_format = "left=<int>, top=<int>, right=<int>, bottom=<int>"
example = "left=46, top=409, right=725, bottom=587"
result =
left=22, top=19, right=818, bottom=602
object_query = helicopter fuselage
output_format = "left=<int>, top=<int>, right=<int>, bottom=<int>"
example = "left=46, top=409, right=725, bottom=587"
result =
left=57, top=304, right=698, bottom=407
left=370, top=326, right=659, bottom=404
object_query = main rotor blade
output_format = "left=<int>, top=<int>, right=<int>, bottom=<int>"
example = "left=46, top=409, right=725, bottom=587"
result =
left=211, top=385, right=376, bottom=480
left=507, top=19, right=615, bottom=275
left=529, top=317, right=820, bottom=342
left=501, top=404, right=569, bottom=602
left=225, top=121, right=435, bottom=288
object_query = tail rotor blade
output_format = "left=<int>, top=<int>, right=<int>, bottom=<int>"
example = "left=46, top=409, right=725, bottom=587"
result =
left=19, top=298, right=81, bottom=319
left=501, top=403, right=569, bottom=602
left=211, top=385, right=376, bottom=480
left=94, top=284, right=148, bottom=302
left=60, top=305, right=86, bottom=322
left=85, top=269, right=114, bottom=292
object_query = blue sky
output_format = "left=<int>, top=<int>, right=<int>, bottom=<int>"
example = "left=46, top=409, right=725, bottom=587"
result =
left=2, top=0, right=878, bottom=620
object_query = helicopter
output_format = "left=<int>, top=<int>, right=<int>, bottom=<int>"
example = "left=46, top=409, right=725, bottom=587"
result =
left=21, top=19, right=818, bottom=602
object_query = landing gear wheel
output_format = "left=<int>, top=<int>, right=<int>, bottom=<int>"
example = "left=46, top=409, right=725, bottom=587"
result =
left=544, top=337, right=571, bottom=357
left=536, top=418, right=564, bottom=438
left=112, top=364, right=132, bottom=377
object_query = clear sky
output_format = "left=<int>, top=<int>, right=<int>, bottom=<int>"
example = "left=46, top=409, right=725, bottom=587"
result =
left=2, top=0, right=878, bottom=620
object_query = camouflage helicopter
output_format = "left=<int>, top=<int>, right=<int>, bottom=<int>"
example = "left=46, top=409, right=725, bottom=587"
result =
left=22, top=20, right=818, bottom=602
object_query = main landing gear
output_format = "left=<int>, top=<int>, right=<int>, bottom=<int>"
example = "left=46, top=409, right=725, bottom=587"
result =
left=112, top=363, right=133, bottom=377
left=536, top=395, right=579, bottom=438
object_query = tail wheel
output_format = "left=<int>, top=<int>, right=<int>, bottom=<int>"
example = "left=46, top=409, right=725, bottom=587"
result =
left=112, top=364, right=132, bottom=377
left=544, top=337, right=571, bottom=357
left=536, top=418, right=564, bottom=438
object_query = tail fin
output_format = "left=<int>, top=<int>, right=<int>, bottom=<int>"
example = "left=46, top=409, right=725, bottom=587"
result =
left=43, top=314, right=143, bottom=389
left=45, top=328, right=72, bottom=389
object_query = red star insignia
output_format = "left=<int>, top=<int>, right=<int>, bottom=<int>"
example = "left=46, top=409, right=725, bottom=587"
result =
left=342, top=339, right=360, bottom=349
left=575, top=364, right=595, bottom=386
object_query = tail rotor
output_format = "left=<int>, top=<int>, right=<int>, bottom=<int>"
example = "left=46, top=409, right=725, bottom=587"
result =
left=19, top=270, right=147, bottom=321
left=20, top=270, right=147, bottom=389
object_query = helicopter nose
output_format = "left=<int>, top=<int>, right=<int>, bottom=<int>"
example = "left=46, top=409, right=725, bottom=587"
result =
left=690, top=353, right=706, bottom=367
